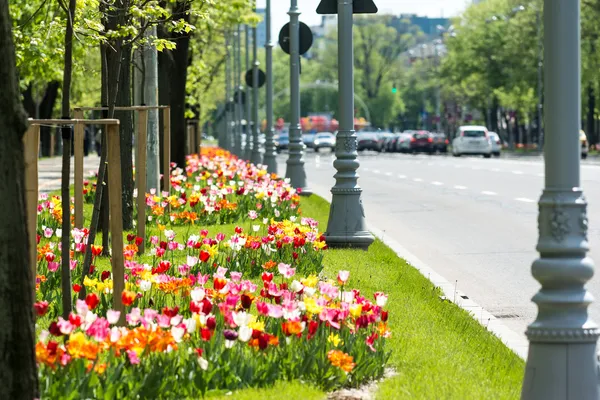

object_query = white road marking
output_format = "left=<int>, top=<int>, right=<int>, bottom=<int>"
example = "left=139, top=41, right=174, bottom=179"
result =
left=413, top=178, right=423, bottom=182
left=398, top=174, right=406, bottom=179
left=481, top=191, right=497, bottom=196
left=454, top=185, right=467, bottom=190
left=363, top=167, right=370, bottom=171
left=374, top=170, right=380, bottom=174
left=472, top=167, right=481, bottom=170
left=512, top=170, right=523, bottom=175
left=431, top=181, right=443, bottom=186
left=515, top=197, right=536, bottom=203
left=536, top=173, right=544, bottom=177
left=492, top=168, right=500, bottom=172
left=385, top=172, right=392, bottom=176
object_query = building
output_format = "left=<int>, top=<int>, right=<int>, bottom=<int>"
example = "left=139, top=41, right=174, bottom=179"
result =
left=255, top=8, right=267, bottom=48
left=392, top=14, right=450, bottom=38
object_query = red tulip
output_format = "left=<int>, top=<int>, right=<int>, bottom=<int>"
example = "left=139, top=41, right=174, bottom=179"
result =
left=199, top=250, right=210, bottom=263
left=34, top=301, right=49, bottom=316
left=127, top=233, right=135, bottom=242
left=135, top=236, right=143, bottom=246
left=206, top=316, right=216, bottom=330
left=121, top=290, right=136, bottom=307
left=100, top=270, right=110, bottom=282
left=85, top=293, right=100, bottom=310
left=72, top=284, right=81, bottom=293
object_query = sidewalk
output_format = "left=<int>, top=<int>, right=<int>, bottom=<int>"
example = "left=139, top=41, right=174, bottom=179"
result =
left=38, top=154, right=101, bottom=193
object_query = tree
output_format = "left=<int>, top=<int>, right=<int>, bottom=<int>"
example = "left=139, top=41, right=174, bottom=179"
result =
left=0, top=1, right=39, bottom=398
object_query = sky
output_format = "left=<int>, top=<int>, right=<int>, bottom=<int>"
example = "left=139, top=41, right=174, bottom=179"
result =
left=256, top=0, right=471, bottom=38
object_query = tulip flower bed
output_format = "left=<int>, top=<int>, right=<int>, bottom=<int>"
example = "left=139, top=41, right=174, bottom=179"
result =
left=33, top=149, right=392, bottom=398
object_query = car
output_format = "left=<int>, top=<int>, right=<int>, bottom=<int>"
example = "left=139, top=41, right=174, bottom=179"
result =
left=581, top=130, right=589, bottom=159
left=430, top=132, right=449, bottom=153
left=396, top=132, right=413, bottom=153
left=313, top=132, right=336, bottom=152
left=452, top=125, right=492, bottom=158
left=356, top=131, right=380, bottom=152
left=488, top=131, right=502, bottom=157
left=408, top=131, right=434, bottom=154
left=303, top=133, right=316, bottom=149
left=378, top=132, right=395, bottom=152
left=276, top=133, right=289, bottom=152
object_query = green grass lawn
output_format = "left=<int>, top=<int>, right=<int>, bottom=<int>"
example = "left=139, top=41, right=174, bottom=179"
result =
left=70, top=192, right=524, bottom=399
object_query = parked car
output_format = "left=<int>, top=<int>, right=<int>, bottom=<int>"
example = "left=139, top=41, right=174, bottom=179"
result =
left=452, top=125, right=492, bottom=158
left=488, top=131, right=502, bottom=157
left=581, top=129, right=589, bottom=159
left=430, top=132, right=449, bottom=153
left=378, top=133, right=395, bottom=152
left=357, top=131, right=380, bottom=152
left=396, top=132, right=413, bottom=153
left=385, top=133, right=405, bottom=152
left=313, top=132, right=336, bottom=152
left=408, top=131, right=434, bottom=154
left=303, top=133, right=316, bottom=149
left=276, top=133, right=289, bottom=152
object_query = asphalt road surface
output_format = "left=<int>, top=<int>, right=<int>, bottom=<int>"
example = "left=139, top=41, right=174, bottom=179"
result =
left=277, top=150, right=600, bottom=341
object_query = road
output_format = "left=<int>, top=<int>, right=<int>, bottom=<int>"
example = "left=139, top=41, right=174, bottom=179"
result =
left=38, top=154, right=101, bottom=193
left=277, top=150, right=600, bottom=341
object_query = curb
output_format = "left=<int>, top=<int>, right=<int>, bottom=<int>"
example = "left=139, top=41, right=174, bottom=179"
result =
left=309, top=183, right=529, bottom=360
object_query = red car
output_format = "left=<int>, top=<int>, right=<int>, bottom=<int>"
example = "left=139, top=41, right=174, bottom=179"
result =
left=409, top=131, right=434, bottom=154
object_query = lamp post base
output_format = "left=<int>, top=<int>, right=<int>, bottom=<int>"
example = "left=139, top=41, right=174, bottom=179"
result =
left=522, top=341, right=599, bottom=399
left=325, top=190, right=374, bottom=250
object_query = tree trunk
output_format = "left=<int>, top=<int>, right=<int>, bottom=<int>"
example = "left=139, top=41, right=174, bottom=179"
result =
left=22, top=82, right=60, bottom=156
left=168, top=0, right=191, bottom=168
left=59, top=0, right=77, bottom=318
left=491, top=96, right=499, bottom=132
left=116, top=42, right=134, bottom=230
left=587, top=84, right=596, bottom=146
left=157, top=16, right=170, bottom=177
left=0, top=1, right=39, bottom=397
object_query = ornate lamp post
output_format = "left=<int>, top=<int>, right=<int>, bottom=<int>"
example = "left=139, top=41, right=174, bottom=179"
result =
left=317, top=0, right=375, bottom=250
left=250, top=25, right=262, bottom=165
left=285, top=0, right=311, bottom=195
left=263, top=0, right=277, bottom=173
left=521, top=0, right=599, bottom=398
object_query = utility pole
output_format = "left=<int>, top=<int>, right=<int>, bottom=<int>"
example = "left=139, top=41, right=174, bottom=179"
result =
left=143, top=26, right=160, bottom=192
left=285, top=0, right=311, bottom=195
left=521, top=0, right=599, bottom=398
left=250, top=25, right=262, bottom=165
left=318, top=0, right=375, bottom=250
left=263, top=0, right=277, bottom=173
left=245, top=25, right=252, bottom=160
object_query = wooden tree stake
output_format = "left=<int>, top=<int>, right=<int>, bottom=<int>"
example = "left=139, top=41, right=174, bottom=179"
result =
left=106, top=123, right=125, bottom=324
left=73, top=110, right=84, bottom=228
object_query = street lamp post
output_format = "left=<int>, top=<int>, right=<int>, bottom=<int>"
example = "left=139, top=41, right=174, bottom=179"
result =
left=235, top=26, right=243, bottom=156
left=263, top=0, right=277, bottom=173
left=285, top=0, right=311, bottom=195
left=225, top=32, right=233, bottom=151
left=323, top=0, right=373, bottom=250
left=251, top=26, right=262, bottom=165
left=245, top=25, right=252, bottom=160
left=521, top=0, right=599, bottom=398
